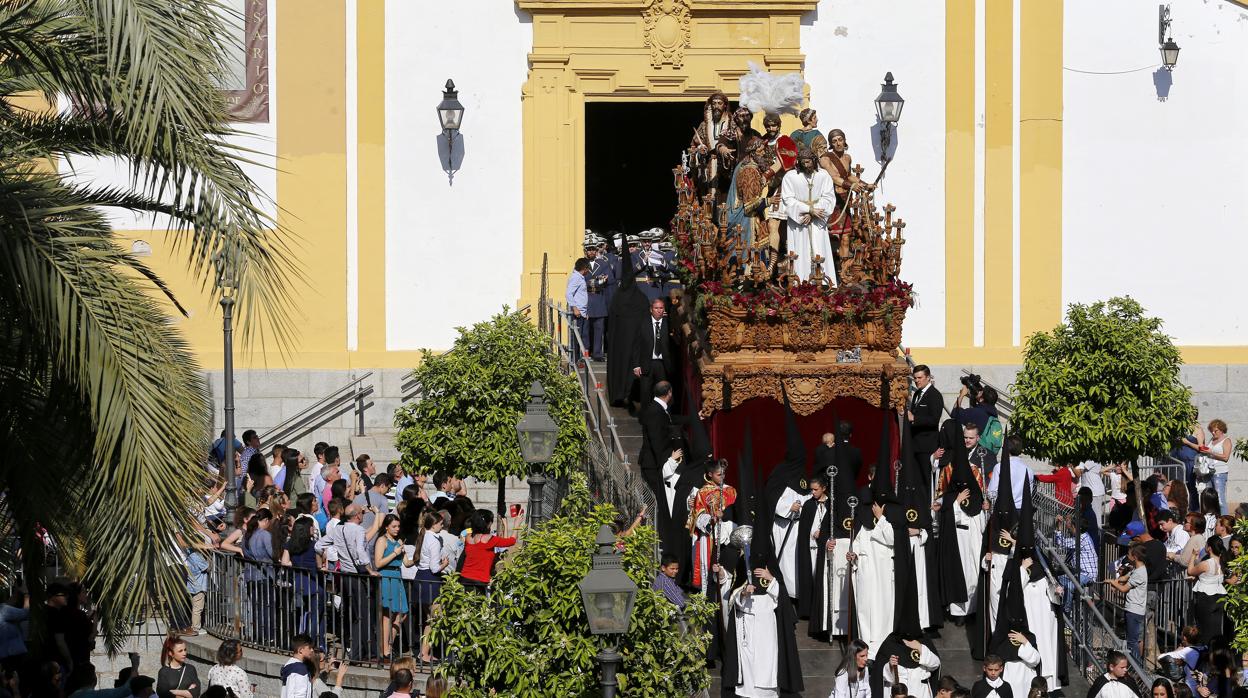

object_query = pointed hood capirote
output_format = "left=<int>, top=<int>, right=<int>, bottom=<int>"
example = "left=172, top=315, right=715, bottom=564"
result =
left=991, top=431, right=1017, bottom=547
left=606, top=237, right=651, bottom=403
left=896, top=414, right=931, bottom=530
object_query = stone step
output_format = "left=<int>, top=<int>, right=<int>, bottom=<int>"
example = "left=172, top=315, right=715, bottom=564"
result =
left=349, top=429, right=401, bottom=470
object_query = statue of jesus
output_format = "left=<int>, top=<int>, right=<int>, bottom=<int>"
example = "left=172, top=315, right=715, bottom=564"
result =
left=780, top=147, right=836, bottom=283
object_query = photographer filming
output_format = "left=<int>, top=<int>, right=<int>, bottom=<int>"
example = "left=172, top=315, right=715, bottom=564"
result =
left=951, top=374, right=1000, bottom=434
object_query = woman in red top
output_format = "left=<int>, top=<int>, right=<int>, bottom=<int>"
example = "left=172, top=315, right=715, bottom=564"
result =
left=1036, top=462, right=1076, bottom=506
left=459, top=510, right=516, bottom=588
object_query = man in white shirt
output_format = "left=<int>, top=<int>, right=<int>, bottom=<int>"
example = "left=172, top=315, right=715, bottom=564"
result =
left=280, top=634, right=316, bottom=698
left=1157, top=511, right=1189, bottom=555
left=329, top=505, right=379, bottom=661
left=987, top=436, right=1035, bottom=509
left=1074, top=461, right=1106, bottom=524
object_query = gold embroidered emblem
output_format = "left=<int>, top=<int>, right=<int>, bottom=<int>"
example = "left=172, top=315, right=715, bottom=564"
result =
left=910, top=649, right=922, bottom=663
left=906, top=508, right=918, bottom=523
left=842, top=517, right=853, bottom=531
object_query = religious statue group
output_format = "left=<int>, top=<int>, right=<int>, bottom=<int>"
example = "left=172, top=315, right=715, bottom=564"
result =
left=639, top=380, right=1068, bottom=698
left=688, top=90, right=874, bottom=285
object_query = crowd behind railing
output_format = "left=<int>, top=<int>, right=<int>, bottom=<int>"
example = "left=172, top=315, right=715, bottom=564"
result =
left=1029, top=452, right=1248, bottom=698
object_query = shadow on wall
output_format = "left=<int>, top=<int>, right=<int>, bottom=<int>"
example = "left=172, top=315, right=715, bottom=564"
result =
left=870, top=118, right=899, bottom=164
left=1153, top=68, right=1173, bottom=102
left=436, top=132, right=466, bottom=184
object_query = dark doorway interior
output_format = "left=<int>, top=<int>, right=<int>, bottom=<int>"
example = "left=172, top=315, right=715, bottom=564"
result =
left=584, top=101, right=703, bottom=240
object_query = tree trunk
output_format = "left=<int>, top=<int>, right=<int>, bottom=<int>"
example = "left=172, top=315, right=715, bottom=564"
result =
left=497, top=478, right=506, bottom=521
left=1132, top=457, right=1146, bottom=523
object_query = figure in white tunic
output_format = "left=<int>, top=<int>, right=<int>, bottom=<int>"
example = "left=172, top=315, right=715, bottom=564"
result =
left=850, top=502, right=895, bottom=660
left=950, top=493, right=987, bottom=617
left=732, top=567, right=782, bottom=698
left=780, top=149, right=836, bottom=282
left=1021, top=559, right=1062, bottom=691
left=772, top=487, right=810, bottom=602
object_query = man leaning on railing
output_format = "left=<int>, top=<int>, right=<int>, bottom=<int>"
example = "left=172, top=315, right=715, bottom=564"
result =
left=1053, top=513, right=1097, bottom=615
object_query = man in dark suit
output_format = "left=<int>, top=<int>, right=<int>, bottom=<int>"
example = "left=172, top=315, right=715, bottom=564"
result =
left=907, top=363, right=944, bottom=499
left=585, top=243, right=614, bottom=361
left=632, top=297, right=676, bottom=407
left=637, top=380, right=678, bottom=543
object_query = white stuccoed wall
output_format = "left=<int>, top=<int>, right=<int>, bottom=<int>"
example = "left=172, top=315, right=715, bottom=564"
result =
left=1063, top=0, right=1248, bottom=345
left=802, top=0, right=948, bottom=348
left=383, top=0, right=531, bottom=351
left=61, top=0, right=279, bottom=231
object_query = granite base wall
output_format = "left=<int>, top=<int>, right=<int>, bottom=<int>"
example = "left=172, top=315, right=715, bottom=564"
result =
left=204, top=368, right=414, bottom=462
left=925, top=363, right=1248, bottom=510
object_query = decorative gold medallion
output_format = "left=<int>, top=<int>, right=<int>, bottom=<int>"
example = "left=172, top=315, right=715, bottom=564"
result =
left=910, top=649, right=922, bottom=663
left=906, top=508, right=918, bottom=523
left=1009, top=633, right=1022, bottom=647
left=800, top=478, right=808, bottom=490
left=641, top=0, right=692, bottom=69
left=842, top=517, right=853, bottom=532
left=999, top=534, right=1013, bottom=549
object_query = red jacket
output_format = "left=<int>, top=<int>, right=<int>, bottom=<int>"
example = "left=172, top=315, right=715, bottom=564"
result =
left=1036, top=467, right=1076, bottom=506
left=460, top=535, right=517, bottom=584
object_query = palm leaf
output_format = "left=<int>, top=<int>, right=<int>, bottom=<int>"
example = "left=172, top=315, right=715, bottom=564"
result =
left=0, top=166, right=210, bottom=646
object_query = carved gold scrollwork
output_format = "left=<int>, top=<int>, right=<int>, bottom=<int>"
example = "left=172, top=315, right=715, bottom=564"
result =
left=642, top=0, right=692, bottom=69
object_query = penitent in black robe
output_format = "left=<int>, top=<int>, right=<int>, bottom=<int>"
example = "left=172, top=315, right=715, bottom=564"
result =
left=606, top=241, right=651, bottom=405
left=795, top=495, right=832, bottom=632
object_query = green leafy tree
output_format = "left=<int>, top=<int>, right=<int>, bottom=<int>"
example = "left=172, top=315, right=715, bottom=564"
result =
left=393, top=308, right=586, bottom=482
left=1012, top=297, right=1194, bottom=515
left=1226, top=517, right=1248, bottom=652
left=430, top=473, right=713, bottom=697
left=1, top=0, right=289, bottom=645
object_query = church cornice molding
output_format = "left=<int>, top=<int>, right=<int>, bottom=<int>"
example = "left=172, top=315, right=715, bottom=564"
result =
left=517, top=0, right=817, bottom=13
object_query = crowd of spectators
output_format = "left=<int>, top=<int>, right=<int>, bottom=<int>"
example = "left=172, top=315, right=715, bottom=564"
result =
left=1030, top=418, right=1247, bottom=698
left=10, top=434, right=518, bottom=698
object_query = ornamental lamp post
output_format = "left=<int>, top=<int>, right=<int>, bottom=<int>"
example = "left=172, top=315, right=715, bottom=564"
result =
left=1160, top=38, right=1181, bottom=71
left=874, top=72, right=905, bottom=161
left=515, top=380, right=558, bottom=527
left=436, top=79, right=466, bottom=170
left=579, top=524, right=638, bottom=698
left=1159, top=5, right=1181, bottom=71
left=213, top=246, right=241, bottom=525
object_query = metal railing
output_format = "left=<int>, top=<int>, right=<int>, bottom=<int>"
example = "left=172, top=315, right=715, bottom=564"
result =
left=205, top=549, right=447, bottom=672
left=1035, top=531, right=1155, bottom=695
left=549, top=303, right=656, bottom=524
left=1095, top=528, right=1193, bottom=665
left=258, top=372, right=375, bottom=449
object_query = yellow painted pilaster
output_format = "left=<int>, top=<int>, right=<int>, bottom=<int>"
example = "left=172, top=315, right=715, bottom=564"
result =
left=944, top=0, right=976, bottom=349
left=983, top=0, right=1013, bottom=348
left=1019, top=0, right=1063, bottom=342
left=261, top=0, right=348, bottom=366
left=357, top=1, right=387, bottom=353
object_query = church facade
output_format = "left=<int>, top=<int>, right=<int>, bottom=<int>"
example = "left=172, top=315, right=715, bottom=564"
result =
left=90, top=0, right=1248, bottom=495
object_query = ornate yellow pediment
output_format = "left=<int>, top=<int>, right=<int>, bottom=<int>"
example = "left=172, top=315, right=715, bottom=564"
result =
left=514, top=0, right=816, bottom=312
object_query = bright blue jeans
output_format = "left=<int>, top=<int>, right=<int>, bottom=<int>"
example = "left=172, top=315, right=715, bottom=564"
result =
left=1213, top=472, right=1229, bottom=514
left=1125, top=611, right=1145, bottom=663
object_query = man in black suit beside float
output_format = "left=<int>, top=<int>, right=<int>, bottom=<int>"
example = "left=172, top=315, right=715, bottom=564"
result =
left=632, top=297, right=677, bottom=406
left=637, top=380, right=680, bottom=550
left=908, top=364, right=944, bottom=498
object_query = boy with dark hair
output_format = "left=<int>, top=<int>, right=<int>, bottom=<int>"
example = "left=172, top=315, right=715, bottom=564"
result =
left=652, top=554, right=686, bottom=608
left=972, top=655, right=1012, bottom=698
left=281, top=634, right=316, bottom=698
